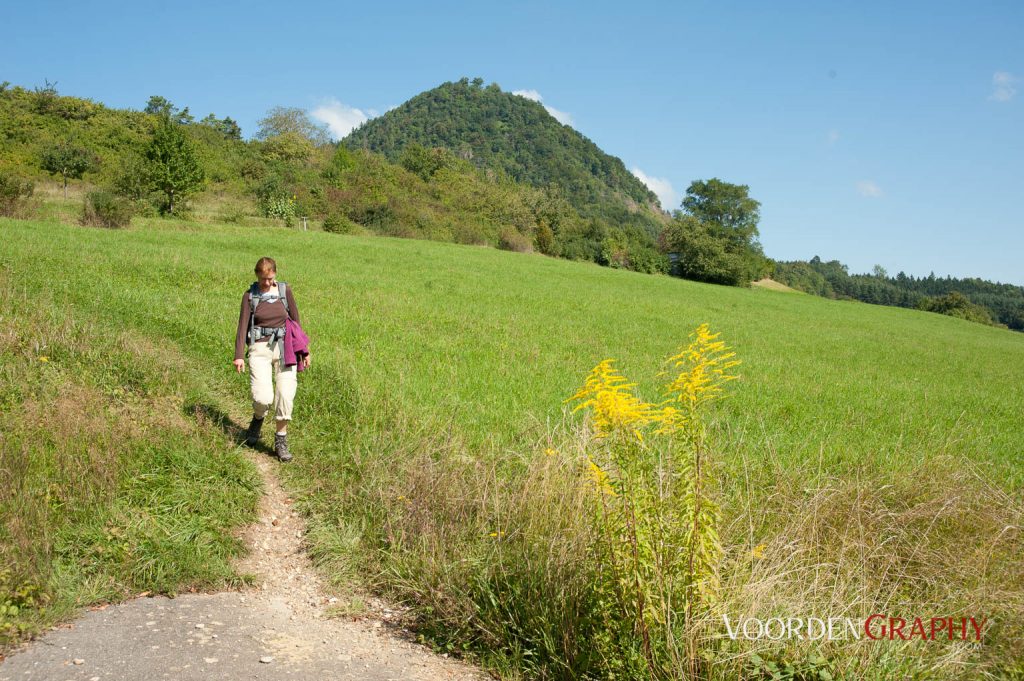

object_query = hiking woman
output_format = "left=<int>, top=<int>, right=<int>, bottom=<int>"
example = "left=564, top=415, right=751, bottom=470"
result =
left=233, top=257, right=311, bottom=461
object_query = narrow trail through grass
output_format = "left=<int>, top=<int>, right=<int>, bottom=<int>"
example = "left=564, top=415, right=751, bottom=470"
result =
left=2, top=435, right=484, bottom=680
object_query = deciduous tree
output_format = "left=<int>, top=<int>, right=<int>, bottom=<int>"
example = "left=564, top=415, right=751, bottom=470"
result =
left=144, top=116, right=204, bottom=215
left=40, top=142, right=93, bottom=198
left=681, top=178, right=761, bottom=249
left=256, top=107, right=330, bottom=145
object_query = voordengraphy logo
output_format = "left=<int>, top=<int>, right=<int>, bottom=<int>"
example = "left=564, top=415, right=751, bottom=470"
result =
left=722, top=615, right=988, bottom=642
left=863, top=614, right=987, bottom=642
left=723, top=615, right=862, bottom=641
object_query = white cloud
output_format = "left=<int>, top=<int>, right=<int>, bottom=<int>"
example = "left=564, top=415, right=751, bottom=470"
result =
left=544, top=105, right=573, bottom=126
left=311, top=99, right=373, bottom=139
left=856, top=180, right=883, bottom=198
left=990, top=71, right=1018, bottom=102
left=512, top=89, right=574, bottom=126
left=631, top=167, right=678, bottom=210
left=512, top=89, right=542, bottom=102
left=827, top=129, right=840, bottom=146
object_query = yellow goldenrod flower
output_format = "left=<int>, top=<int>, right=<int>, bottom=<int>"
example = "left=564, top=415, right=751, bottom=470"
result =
left=660, top=323, right=741, bottom=413
left=587, top=458, right=617, bottom=496
left=650, top=404, right=687, bottom=434
left=566, top=359, right=657, bottom=436
left=544, top=448, right=558, bottom=457
left=752, top=543, right=766, bottom=560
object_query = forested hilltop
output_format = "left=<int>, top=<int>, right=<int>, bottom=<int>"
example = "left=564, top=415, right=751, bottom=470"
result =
left=1, top=77, right=1021, bottom=330
left=345, top=78, right=662, bottom=220
left=344, top=77, right=672, bottom=268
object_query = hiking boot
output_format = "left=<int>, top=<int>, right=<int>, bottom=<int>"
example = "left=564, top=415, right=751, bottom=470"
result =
left=275, top=433, right=292, bottom=462
left=245, top=416, right=264, bottom=446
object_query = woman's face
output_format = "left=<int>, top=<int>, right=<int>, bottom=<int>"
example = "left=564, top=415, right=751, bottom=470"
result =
left=257, top=269, right=277, bottom=289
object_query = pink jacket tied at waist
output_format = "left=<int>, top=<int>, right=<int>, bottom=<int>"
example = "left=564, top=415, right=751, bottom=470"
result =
left=284, top=318, right=310, bottom=372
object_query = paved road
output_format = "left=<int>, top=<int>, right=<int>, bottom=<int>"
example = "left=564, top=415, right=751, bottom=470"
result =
left=1, top=591, right=473, bottom=681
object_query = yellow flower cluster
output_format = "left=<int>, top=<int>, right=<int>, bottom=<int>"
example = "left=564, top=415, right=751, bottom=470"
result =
left=587, top=458, right=617, bottom=496
left=660, top=323, right=741, bottom=414
left=566, top=359, right=658, bottom=437
left=566, top=324, right=740, bottom=439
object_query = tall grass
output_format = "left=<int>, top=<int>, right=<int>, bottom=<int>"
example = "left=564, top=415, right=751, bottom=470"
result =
left=2, top=216, right=1022, bottom=677
left=0, top=264, right=261, bottom=648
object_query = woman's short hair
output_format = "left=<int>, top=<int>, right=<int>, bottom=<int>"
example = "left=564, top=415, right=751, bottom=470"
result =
left=255, top=257, right=277, bottom=275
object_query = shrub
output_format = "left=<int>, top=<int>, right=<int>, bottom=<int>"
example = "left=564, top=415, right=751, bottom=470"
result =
left=451, top=222, right=489, bottom=246
left=918, top=291, right=997, bottom=326
left=534, top=220, right=555, bottom=254
left=498, top=226, right=533, bottom=253
left=81, top=191, right=133, bottom=228
left=0, top=172, right=35, bottom=218
left=111, top=156, right=151, bottom=200
left=629, top=244, right=670, bottom=274
left=254, top=177, right=297, bottom=226
left=239, top=158, right=267, bottom=181
left=322, top=213, right=360, bottom=234
left=349, top=202, right=396, bottom=230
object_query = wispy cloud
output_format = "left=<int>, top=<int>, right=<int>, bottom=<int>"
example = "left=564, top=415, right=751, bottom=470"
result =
left=631, top=167, right=679, bottom=210
left=990, top=71, right=1018, bottom=102
left=856, top=180, right=883, bottom=198
left=311, top=99, right=374, bottom=139
left=512, top=89, right=574, bottom=126
left=513, top=89, right=542, bottom=102
left=827, top=129, right=840, bottom=146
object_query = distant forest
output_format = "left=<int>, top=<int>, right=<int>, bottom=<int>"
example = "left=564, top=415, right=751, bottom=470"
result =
left=774, top=258, right=1024, bottom=330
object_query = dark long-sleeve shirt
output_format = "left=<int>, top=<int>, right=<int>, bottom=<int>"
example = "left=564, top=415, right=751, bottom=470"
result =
left=234, top=285, right=300, bottom=360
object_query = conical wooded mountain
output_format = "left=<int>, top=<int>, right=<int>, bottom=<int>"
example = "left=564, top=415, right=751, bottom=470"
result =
left=343, top=78, right=666, bottom=224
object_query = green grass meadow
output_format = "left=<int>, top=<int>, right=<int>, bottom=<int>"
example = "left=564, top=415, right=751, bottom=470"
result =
left=2, top=214, right=1023, bottom=678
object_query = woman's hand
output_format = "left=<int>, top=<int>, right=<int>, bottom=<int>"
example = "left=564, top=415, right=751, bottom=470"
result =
left=233, top=358, right=245, bottom=373
left=301, top=354, right=311, bottom=370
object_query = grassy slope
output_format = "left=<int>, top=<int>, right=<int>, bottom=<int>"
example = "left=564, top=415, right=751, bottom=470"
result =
left=3, top=216, right=1023, bottom=673
left=10, top=217, right=1018, bottom=470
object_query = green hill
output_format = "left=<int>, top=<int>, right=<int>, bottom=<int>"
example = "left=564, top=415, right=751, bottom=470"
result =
left=3, top=216, right=1022, bottom=678
left=343, top=78, right=668, bottom=227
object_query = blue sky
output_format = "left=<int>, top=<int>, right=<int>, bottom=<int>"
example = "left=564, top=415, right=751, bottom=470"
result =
left=4, top=1, right=1022, bottom=284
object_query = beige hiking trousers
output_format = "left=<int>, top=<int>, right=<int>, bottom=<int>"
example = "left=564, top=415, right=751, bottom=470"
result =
left=249, top=339, right=297, bottom=421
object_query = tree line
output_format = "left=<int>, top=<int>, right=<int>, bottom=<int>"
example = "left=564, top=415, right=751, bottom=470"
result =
left=1, top=79, right=1018, bottom=331
left=773, top=257, right=1024, bottom=330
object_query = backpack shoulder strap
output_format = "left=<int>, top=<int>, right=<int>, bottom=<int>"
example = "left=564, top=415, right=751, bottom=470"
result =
left=277, top=281, right=290, bottom=318
left=246, top=283, right=260, bottom=347
left=249, top=282, right=261, bottom=312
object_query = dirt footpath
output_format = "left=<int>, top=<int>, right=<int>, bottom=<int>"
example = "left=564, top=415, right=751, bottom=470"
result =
left=0, top=445, right=485, bottom=681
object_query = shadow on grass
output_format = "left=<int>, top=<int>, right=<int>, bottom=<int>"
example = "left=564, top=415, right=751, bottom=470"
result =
left=187, top=401, right=277, bottom=459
